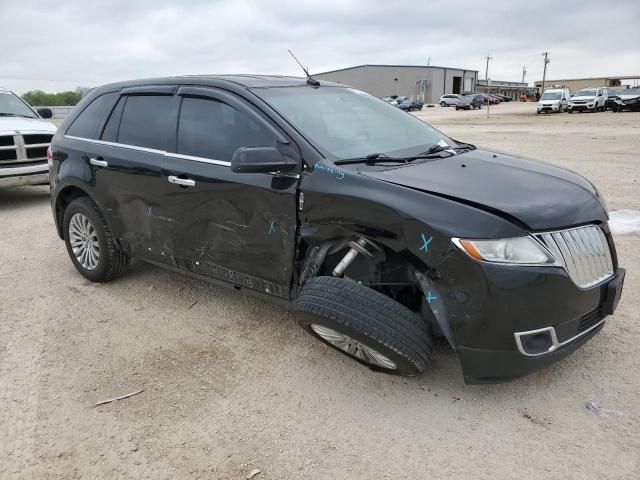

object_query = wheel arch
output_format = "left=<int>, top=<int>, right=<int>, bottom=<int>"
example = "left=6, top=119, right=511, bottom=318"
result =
left=54, top=184, right=93, bottom=239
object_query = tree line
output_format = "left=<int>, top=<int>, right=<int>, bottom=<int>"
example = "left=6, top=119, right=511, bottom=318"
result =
left=21, top=87, right=90, bottom=106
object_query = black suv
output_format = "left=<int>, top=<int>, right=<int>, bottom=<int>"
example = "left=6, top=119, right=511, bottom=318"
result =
left=50, top=76, right=625, bottom=383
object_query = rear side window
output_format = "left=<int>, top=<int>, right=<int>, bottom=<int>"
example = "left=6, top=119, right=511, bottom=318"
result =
left=66, top=93, right=118, bottom=139
left=117, top=95, right=176, bottom=151
left=177, top=97, right=275, bottom=161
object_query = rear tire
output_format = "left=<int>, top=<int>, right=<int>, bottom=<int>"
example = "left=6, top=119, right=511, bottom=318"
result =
left=440, top=101, right=446, bottom=107
left=294, top=276, right=432, bottom=376
left=63, top=197, right=130, bottom=282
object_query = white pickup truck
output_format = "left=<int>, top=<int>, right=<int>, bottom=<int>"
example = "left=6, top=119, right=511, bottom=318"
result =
left=0, top=89, right=57, bottom=188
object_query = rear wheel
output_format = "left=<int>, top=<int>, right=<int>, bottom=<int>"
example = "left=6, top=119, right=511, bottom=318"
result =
left=440, top=101, right=447, bottom=107
left=63, top=197, right=130, bottom=282
left=294, top=276, right=432, bottom=376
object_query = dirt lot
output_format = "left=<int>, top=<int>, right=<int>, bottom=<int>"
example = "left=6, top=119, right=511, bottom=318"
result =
left=1, top=103, right=638, bottom=479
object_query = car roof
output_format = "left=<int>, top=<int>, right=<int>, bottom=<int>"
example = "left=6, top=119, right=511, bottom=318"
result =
left=92, top=74, right=344, bottom=91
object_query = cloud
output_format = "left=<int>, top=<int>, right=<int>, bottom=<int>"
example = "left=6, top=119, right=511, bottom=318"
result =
left=2, top=0, right=639, bottom=93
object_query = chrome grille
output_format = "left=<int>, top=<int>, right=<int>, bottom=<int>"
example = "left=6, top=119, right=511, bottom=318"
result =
left=0, top=133, right=52, bottom=165
left=535, top=225, right=613, bottom=289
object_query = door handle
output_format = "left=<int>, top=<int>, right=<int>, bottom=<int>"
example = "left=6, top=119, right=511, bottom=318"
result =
left=89, top=157, right=108, bottom=167
left=168, top=175, right=196, bottom=187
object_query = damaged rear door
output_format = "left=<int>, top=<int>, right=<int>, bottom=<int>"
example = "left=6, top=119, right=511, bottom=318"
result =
left=162, top=86, right=300, bottom=299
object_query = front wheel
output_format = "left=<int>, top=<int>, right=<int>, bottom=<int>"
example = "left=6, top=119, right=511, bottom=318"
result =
left=294, top=276, right=432, bottom=376
left=63, top=197, right=130, bottom=282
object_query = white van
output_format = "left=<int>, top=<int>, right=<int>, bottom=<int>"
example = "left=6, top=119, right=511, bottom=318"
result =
left=567, top=87, right=608, bottom=113
left=537, top=88, right=571, bottom=114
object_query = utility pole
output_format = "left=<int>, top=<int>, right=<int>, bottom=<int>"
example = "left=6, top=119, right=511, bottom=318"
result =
left=541, top=51, right=550, bottom=93
left=484, top=54, right=492, bottom=82
left=483, top=54, right=492, bottom=118
left=522, top=65, right=527, bottom=84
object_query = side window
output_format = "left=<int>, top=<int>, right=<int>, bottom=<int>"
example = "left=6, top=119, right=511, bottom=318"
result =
left=100, top=96, right=126, bottom=142
left=177, top=97, right=275, bottom=161
left=117, top=95, right=176, bottom=150
left=66, top=93, right=118, bottom=139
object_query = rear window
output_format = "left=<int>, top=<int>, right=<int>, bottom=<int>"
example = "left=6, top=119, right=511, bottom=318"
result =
left=66, top=93, right=118, bottom=139
left=117, top=95, right=176, bottom=151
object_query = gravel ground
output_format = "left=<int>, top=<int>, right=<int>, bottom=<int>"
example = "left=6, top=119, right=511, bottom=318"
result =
left=1, top=103, right=638, bottom=479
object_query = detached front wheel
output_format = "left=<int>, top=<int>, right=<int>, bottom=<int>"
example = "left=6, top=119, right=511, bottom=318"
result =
left=294, top=276, right=432, bottom=376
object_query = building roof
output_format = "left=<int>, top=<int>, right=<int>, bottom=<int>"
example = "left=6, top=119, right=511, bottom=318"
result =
left=534, top=75, right=640, bottom=84
left=314, top=64, right=479, bottom=76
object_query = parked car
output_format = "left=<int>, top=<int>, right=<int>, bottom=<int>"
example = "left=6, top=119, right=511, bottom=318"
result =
left=567, top=88, right=607, bottom=113
left=0, top=89, right=56, bottom=188
left=398, top=98, right=424, bottom=111
left=537, top=88, right=571, bottom=114
left=478, top=93, right=499, bottom=105
left=391, top=96, right=409, bottom=106
left=455, top=94, right=484, bottom=110
left=50, top=75, right=624, bottom=384
left=604, top=89, right=625, bottom=111
left=492, top=93, right=512, bottom=102
left=612, top=89, right=640, bottom=112
left=487, top=94, right=503, bottom=103
left=439, top=94, right=463, bottom=107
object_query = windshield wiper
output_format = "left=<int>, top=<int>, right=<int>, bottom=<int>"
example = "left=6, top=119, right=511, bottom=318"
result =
left=334, top=153, right=410, bottom=165
left=0, top=113, right=35, bottom=118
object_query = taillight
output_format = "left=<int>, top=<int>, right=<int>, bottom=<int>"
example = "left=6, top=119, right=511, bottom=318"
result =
left=47, top=145, right=53, bottom=167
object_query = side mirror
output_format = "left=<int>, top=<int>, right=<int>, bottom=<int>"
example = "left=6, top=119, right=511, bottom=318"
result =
left=231, top=146, right=297, bottom=174
left=37, top=108, right=53, bottom=119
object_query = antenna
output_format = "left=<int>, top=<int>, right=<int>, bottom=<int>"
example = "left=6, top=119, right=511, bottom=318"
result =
left=288, top=50, right=320, bottom=87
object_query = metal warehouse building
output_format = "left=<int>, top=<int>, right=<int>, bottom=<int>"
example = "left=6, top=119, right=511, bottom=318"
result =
left=313, top=64, right=478, bottom=104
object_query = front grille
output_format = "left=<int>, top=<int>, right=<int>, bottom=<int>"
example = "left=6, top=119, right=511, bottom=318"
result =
left=535, top=225, right=614, bottom=288
left=0, top=133, right=52, bottom=165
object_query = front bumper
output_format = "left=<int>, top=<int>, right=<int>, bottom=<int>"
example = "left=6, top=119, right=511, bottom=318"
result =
left=538, top=103, right=561, bottom=112
left=568, top=102, right=595, bottom=111
left=0, top=163, right=49, bottom=188
left=457, top=268, right=624, bottom=383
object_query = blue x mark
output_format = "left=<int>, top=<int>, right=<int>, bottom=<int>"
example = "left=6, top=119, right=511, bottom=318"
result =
left=268, top=219, right=276, bottom=235
left=425, top=291, right=437, bottom=304
left=419, top=234, right=433, bottom=252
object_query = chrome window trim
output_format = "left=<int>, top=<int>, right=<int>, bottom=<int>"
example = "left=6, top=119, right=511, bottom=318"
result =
left=65, top=135, right=232, bottom=166
left=514, top=318, right=605, bottom=357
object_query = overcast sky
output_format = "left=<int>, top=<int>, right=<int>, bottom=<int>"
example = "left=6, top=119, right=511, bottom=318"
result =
left=2, top=0, right=639, bottom=94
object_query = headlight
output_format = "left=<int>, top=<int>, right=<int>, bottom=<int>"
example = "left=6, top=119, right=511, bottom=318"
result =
left=453, top=237, right=557, bottom=265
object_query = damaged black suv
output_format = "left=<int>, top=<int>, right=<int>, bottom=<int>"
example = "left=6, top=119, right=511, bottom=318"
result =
left=50, top=75, right=625, bottom=383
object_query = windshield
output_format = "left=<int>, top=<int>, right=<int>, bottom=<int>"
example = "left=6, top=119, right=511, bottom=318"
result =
left=575, top=89, right=597, bottom=97
left=255, top=87, right=449, bottom=159
left=541, top=92, right=562, bottom=100
left=0, top=91, right=37, bottom=118
left=463, top=95, right=476, bottom=100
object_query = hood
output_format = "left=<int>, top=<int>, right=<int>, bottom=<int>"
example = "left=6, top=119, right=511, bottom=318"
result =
left=360, top=149, right=607, bottom=231
left=571, top=95, right=596, bottom=101
left=0, top=116, right=57, bottom=135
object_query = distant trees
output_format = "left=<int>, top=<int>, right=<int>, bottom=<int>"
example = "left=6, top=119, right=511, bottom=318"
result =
left=22, top=87, right=90, bottom=106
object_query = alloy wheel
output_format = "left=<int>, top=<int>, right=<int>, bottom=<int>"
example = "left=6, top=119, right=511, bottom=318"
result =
left=68, top=213, right=100, bottom=270
left=310, top=324, right=398, bottom=370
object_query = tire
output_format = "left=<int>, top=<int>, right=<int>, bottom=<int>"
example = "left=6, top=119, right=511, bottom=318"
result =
left=294, top=276, right=432, bottom=376
left=440, top=101, right=446, bottom=107
left=63, top=197, right=130, bottom=282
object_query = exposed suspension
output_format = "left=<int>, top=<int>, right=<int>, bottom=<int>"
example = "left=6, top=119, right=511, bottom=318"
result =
left=332, top=236, right=380, bottom=277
